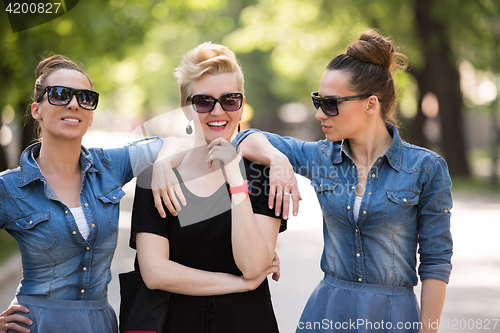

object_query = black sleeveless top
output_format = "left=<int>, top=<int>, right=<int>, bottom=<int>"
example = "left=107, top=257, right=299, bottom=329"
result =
left=130, top=158, right=286, bottom=333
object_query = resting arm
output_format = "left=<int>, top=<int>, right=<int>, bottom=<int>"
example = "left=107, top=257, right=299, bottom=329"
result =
left=236, top=132, right=301, bottom=219
left=418, top=279, right=446, bottom=333
left=152, top=137, right=192, bottom=217
left=136, top=232, right=276, bottom=296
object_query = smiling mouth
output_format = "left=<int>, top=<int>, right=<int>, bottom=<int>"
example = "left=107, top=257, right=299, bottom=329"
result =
left=62, top=118, right=81, bottom=123
left=207, top=121, right=228, bottom=128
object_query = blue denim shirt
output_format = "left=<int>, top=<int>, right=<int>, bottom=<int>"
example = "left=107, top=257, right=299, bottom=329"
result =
left=0, top=137, right=163, bottom=300
left=234, top=125, right=453, bottom=286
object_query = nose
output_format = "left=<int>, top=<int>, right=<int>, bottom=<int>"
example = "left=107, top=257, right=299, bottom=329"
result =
left=67, top=95, right=79, bottom=109
left=315, top=107, right=328, bottom=121
left=210, top=101, right=226, bottom=116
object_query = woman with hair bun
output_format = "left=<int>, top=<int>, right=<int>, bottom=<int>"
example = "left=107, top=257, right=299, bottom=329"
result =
left=233, top=30, right=453, bottom=332
left=0, top=54, right=177, bottom=333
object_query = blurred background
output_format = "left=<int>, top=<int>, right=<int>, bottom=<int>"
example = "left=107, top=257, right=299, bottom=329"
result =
left=0, top=0, right=499, bottom=332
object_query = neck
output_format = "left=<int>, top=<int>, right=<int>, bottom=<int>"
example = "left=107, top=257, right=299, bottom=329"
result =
left=348, top=120, right=392, bottom=167
left=36, top=137, right=82, bottom=175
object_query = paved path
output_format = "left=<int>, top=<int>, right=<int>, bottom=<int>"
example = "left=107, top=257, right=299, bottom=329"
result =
left=1, top=176, right=499, bottom=332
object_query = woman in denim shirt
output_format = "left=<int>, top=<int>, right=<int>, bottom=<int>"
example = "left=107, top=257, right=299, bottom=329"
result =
left=234, top=31, right=453, bottom=332
left=0, top=55, right=173, bottom=333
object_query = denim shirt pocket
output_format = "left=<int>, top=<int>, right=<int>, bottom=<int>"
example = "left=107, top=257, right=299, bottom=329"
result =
left=96, top=186, right=126, bottom=231
left=311, top=177, right=341, bottom=217
left=15, top=211, right=58, bottom=252
left=382, top=189, right=420, bottom=231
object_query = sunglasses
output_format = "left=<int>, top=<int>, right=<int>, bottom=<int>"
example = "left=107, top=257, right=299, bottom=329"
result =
left=188, top=92, right=243, bottom=113
left=37, top=86, right=99, bottom=110
left=311, top=91, right=371, bottom=117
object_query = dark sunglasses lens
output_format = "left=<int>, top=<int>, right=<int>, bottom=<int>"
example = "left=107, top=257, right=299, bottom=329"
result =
left=322, top=99, right=338, bottom=116
left=220, top=93, right=242, bottom=111
left=48, top=87, right=72, bottom=105
left=192, top=95, right=215, bottom=113
left=76, top=90, right=98, bottom=110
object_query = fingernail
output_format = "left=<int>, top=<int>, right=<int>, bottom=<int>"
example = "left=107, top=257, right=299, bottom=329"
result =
left=294, top=212, right=298, bottom=216
left=161, top=214, right=166, bottom=218
left=269, top=205, right=273, bottom=209
left=276, top=212, right=280, bottom=217
left=284, top=215, right=288, bottom=219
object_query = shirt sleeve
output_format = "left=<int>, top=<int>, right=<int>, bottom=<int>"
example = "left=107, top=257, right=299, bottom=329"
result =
left=233, top=129, right=319, bottom=179
left=130, top=165, right=170, bottom=249
left=101, top=136, right=164, bottom=187
left=245, top=159, right=287, bottom=233
left=417, top=156, right=453, bottom=283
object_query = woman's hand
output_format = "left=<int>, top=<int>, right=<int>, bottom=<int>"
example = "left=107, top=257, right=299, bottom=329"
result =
left=207, top=138, right=243, bottom=186
left=152, top=155, right=186, bottom=218
left=269, top=153, right=301, bottom=219
left=0, top=305, right=32, bottom=333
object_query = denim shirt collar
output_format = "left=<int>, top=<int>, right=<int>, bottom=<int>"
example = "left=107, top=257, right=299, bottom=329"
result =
left=320, top=124, right=403, bottom=171
left=18, top=142, right=99, bottom=187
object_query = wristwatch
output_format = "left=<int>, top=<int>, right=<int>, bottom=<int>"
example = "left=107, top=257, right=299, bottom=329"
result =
left=229, top=180, right=251, bottom=194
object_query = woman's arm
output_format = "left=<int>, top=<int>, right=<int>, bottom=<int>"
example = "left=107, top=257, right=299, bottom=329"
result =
left=136, top=232, right=276, bottom=295
left=234, top=132, right=302, bottom=219
left=151, top=137, right=192, bottom=217
left=418, top=279, right=446, bottom=333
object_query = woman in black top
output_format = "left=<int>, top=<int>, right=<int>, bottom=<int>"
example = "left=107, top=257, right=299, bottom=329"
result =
left=130, top=42, right=286, bottom=332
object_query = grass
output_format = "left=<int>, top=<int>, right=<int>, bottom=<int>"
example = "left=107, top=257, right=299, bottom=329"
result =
left=0, top=229, right=19, bottom=264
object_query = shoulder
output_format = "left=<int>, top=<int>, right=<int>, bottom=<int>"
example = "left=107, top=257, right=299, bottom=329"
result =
left=400, top=141, right=447, bottom=173
left=0, top=167, right=21, bottom=194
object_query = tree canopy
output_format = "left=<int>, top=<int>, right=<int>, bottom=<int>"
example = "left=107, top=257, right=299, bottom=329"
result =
left=0, top=0, right=498, bottom=177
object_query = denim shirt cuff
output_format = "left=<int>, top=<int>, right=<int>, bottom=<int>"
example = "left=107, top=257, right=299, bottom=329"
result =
left=127, top=136, right=164, bottom=177
left=419, top=263, right=452, bottom=284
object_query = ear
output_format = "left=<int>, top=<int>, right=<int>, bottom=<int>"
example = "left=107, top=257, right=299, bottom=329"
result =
left=181, top=103, right=193, bottom=121
left=366, top=95, right=379, bottom=115
left=31, top=102, right=42, bottom=120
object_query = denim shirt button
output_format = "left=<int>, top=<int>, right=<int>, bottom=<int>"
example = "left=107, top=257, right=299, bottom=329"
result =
left=65, top=210, right=68, bottom=214
left=91, top=224, right=95, bottom=228
left=83, top=267, right=87, bottom=271
left=358, top=278, right=362, bottom=282
left=355, top=229, right=358, bottom=232
left=351, top=186, right=355, bottom=190
left=347, top=206, right=351, bottom=210
left=86, top=247, right=90, bottom=250
left=29, top=221, right=33, bottom=225
left=363, top=211, right=367, bottom=215
left=81, top=289, right=85, bottom=294
left=72, top=231, right=77, bottom=235
left=356, top=253, right=361, bottom=257
left=84, top=203, right=88, bottom=206
left=371, top=174, right=376, bottom=178
left=403, top=198, right=407, bottom=203
left=444, top=209, right=448, bottom=213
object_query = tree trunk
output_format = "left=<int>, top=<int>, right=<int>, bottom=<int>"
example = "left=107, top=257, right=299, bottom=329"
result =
left=412, top=0, right=470, bottom=177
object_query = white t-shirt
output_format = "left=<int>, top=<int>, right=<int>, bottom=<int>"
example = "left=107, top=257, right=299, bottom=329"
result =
left=70, top=206, right=89, bottom=240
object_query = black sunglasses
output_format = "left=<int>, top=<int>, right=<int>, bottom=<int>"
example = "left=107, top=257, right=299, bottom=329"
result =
left=37, top=86, right=99, bottom=110
left=188, top=92, right=243, bottom=113
left=311, top=91, right=371, bottom=117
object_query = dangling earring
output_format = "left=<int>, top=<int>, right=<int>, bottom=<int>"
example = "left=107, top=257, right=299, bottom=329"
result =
left=186, top=121, right=193, bottom=135
left=238, top=116, right=243, bottom=133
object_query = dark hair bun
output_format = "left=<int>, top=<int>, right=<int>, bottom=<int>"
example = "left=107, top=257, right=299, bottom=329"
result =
left=35, top=55, right=77, bottom=81
left=346, top=30, right=406, bottom=71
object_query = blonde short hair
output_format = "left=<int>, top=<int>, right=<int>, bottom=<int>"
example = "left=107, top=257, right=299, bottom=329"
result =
left=174, top=42, right=244, bottom=106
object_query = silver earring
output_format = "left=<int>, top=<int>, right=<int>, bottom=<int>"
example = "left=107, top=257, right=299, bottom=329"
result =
left=186, top=121, right=193, bottom=135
